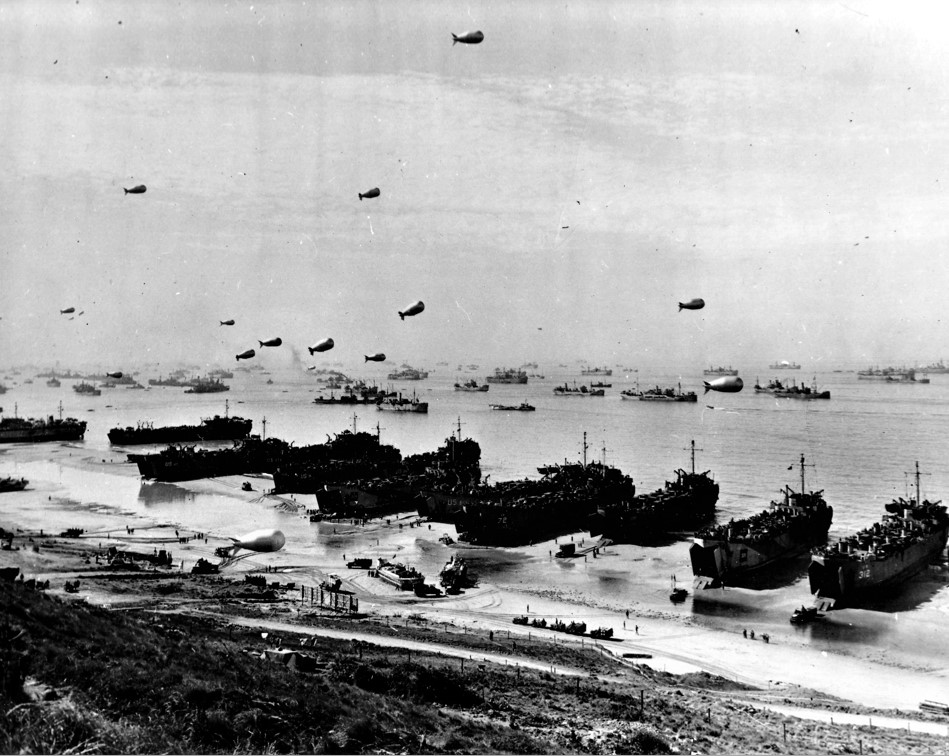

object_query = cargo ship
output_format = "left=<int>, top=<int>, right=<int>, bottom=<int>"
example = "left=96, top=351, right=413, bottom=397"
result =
left=386, top=367, right=429, bottom=381
left=184, top=376, right=230, bottom=393
left=703, top=366, right=739, bottom=376
left=755, top=378, right=830, bottom=399
left=0, top=406, right=87, bottom=443
left=637, top=383, right=698, bottom=402
left=769, top=361, right=801, bottom=370
left=690, top=454, right=833, bottom=588
left=73, top=381, right=101, bottom=396
left=808, top=463, right=949, bottom=609
left=581, top=366, right=612, bottom=376
left=108, top=408, right=252, bottom=445
left=588, top=440, right=718, bottom=543
left=376, top=392, right=428, bottom=413
left=485, top=368, right=528, bottom=384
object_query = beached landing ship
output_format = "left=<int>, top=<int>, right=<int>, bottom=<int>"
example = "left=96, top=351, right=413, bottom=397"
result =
left=588, top=440, right=718, bottom=543
left=808, top=463, right=949, bottom=609
left=690, top=455, right=833, bottom=589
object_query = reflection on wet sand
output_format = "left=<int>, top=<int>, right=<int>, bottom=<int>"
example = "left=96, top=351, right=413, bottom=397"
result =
left=138, top=481, right=196, bottom=506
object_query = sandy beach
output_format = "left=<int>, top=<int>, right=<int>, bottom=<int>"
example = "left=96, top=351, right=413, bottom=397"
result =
left=4, top=445, right=949, bottom=716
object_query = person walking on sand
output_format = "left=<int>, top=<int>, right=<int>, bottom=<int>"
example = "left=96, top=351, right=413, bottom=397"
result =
left=635, top=625, right=639, bottom=635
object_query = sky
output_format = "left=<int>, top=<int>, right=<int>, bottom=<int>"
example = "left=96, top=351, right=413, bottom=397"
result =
left=2, top=0, right=949, bottom=373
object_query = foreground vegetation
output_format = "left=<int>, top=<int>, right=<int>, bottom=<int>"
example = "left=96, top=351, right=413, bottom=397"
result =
left=1, top=574, right=947, bottom=754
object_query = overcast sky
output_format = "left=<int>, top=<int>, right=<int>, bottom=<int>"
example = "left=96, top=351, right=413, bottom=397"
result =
left=2, top=0, right=948, bottom=372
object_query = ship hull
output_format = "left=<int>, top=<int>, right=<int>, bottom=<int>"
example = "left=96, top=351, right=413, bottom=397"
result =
left=0, top=424, right=87, bottom=443
left=108, top=417, right=252, bottom=445
left=808, top=526, right=949, bottom=608
left=691, top=507, right=832, bottom=588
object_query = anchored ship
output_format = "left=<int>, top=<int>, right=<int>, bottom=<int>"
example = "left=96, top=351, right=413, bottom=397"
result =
left=638, top=383, right=698, bottom=402
left=553, top=382, right=604, bottom=396
left=690, top=454, right=833, bottom=589
left=73, top=381, right=101, bottom=396
left=581, top=366, right=612, bottom=376
left=184, top=376, right=230, bottom=393
left=588, top=440, right=718, bottom=543
left=0, top=404, right=87, bottom=443
left=454, top=379, right=489, bottom=392
left=485, top=368, right=528, bottom=384
left=808, top=463, right=949, bottom=609
left=108, top=406, right=252, bottom=445
left=703, top=366, right=739, bottom=376
left=769, top=361, right=801, bottom=370
left=376, top=392, right=428, bottom=413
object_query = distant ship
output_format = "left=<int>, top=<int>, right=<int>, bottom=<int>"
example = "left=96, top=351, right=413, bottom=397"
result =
left=46, top=377, right=61, bottom=388
left=485, top=368, right=528, bottom=384
left=386, top=367, right=429, bottom=381
left=72, top=381, right=101, bottom=396
left=581, top=366, right=612, bottom=376
left=454, top=379, right=489, bottom=392
left=108, top=411, right=252, bottom=445
left=553, top=383, right=604, bottom=397
left=489, top=402, right=535, bottom=411
left=808, top=463, right=949, bottom=609
left=184, top=377, right=230, bottom=394
left=918, top=360, right=949, bottom=374
left=376, top=392, right=428, bottom=413
left=755, top=378, right=830, bottom=399
left=690, top=455, right=833, bottom=589
left=856, top=366, right=922, bottom=381
left=589, top=440, right=718, bottom=543
left=637, top=383, right=698, bottom=402
left=703, top=366, right=739, bottom=376
left=0, top=408, right=87, bottom=443
left=769, top=361, right=801, bottom=370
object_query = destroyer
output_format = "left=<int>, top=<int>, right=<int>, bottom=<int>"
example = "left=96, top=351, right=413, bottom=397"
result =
left=808, top=462, right=949, bottom=609
left=690, top=454, right=833, bottom=588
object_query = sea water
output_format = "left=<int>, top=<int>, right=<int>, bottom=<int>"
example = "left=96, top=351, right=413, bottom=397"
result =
left=2, top=366, right=948, bottom=671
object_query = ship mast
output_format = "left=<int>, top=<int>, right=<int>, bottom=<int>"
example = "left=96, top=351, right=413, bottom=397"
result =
left=581, top=431, right=589, bottom=468
left=225, top=399, right=229, bottom=418
left=375, top=421, right=383, bottom=440
left=352, top=413, right=358, bottom=433
left=797, top=453, right=814, bottom=493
